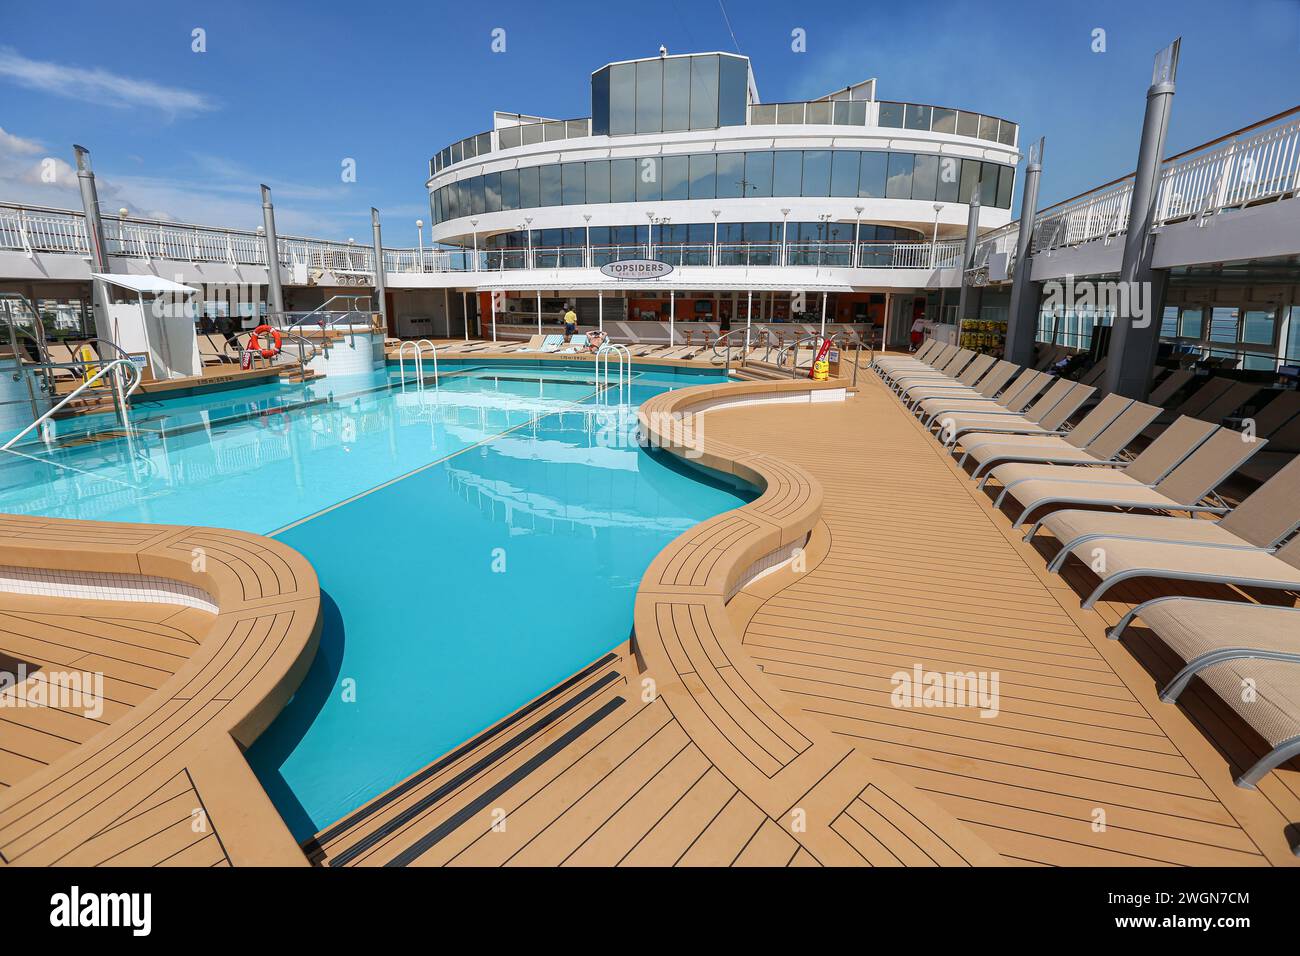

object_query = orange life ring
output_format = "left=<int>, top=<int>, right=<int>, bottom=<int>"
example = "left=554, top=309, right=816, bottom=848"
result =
left=248, top=324, right=282, bottom=359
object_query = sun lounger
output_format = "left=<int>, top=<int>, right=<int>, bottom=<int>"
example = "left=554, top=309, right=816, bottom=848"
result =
left=1006, top=422, right=1264, bottom=531
left=1146, top=368, right=1195, bottom=408
left=966, top=397, right=1161, bottom=482
left=888, top=349, right=978, bottom=390
left=874, top=341, right=954, bottom=381
left=1078, top=357, right=1109, bottom=387
left=916, top=369, right=1052, bottom=425
left=1037, top=453, right=1300, bottom=572
left=897, top=352, right=997, bottom=395
left=933, top=380, right=1096, bottom=448
left=1141, top=379, right=1261, bottom=438
left=1108, top=596, right=1300, bottom=786
left=904, top=360, right=1020, bottom=410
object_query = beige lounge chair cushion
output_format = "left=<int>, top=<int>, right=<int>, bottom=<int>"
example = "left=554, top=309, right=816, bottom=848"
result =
left=989, top=461, right=1129, bottom=487
left=1008, top=478, right=1189, bottom=513
left=1137, top=599, right=1300, bottom=663
left=1038, top=510, right=1245, bottom=549
left=1066, top=537, right=1300, bottom=590
left=968, top=443, right=1101, bottom=468
left=939, top=413, right=1043, bottom=435
left=1196, top=659, right=1300, bottom=748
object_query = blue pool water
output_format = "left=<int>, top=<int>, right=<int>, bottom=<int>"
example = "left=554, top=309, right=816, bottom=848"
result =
left=0, top=361, right=750, bottom=839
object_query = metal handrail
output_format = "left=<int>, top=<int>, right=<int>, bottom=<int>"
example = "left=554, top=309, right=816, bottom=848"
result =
left=595, top=343, right=631, bottom=401
left=777, top=332, right=844, bottom=372
left=397, top=339, right=438, bottom=389
left=2, top=357, right=140, bottom=449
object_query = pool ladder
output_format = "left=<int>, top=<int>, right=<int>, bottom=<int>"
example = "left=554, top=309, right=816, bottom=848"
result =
left=595, top=343, right=630, bottom=403
left=397, top=339, right=438, bottom=389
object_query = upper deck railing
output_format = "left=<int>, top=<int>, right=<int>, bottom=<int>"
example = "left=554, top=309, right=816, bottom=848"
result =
left=969, top=105, right=1300, bottom=277
left=0, top=200, right=968, bottom=277
left=430, top=97, right=1019, bottom=179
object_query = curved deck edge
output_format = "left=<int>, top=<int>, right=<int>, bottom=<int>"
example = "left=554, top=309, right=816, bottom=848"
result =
left=0, top=514, right=321, bottom=867
left=633, top=379, right=1007, bottom=866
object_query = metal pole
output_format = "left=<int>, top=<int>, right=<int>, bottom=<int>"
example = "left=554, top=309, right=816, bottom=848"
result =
left=370, top=208, right=388, bottom=335
left=490, top=291, right=497, bottom=342
left=1104, top=38, right=1181, bottom=400
left=260, top=186, right=286, bottom=319
left=1005, top=137, right=1046, bottom=366
left=462, top=290, right=469, bottom=341
left=443, top=288, right=450, bottom=338
left=955, top=190, right=981, bottom=324
left=669, top=290, right=675, bottom=345
left=598, top=289, right=603, bottom=331
left=820, top=291, right=827, bottom=340
left=746, top=290, right=752, bottom=340
left=74, top=146, right=113, bottom=344
left=536, top=290, right=542, bottom=335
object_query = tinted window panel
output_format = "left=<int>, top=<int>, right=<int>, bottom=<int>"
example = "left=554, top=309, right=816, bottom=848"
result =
left=611, top=158, right=636, bottom=202
left=995, top=163, right=1014, bottom=208
left=689, top=55, right=719, bottom=129
left=806, top=101, right=832, bottom=124
left=911, top=154, right=938, bottom=201
left=470, top=175, right=486, bottom=216
left=958, top=158, right=980, bottom=202
left=591, top=68, right=610, bottom=135
left=904, top=104, right=932, bottom=130
left=743, top=222, right=773, bottom=242
left=499, top=126, right=523, bottom=149
left=931, top=108, right=957, bottom=134
left=609, top=63, right=635, bottom=135
left=773, top=151, right=802, bottom=196
left=833, top=100, right=867, bottom=125
left=878, top=102, right=904, bottom=127
left=716, top=152, right=744, bottom=198
left=937, top=156, right=961, bottom=201
left=585, top=161, right=610, bottom=204
left=801, top=150, right=832, bottom=196
left=718, top=54, right=749, bottom=126
left=539, top=165, right=561, bottom=206
left=744, top=151, right=773, bottom=197
left=956, top=111, right=980, bottom=137
left=662, top=57, right=691, bottom=131
left=688, top=154, right=716, bottom=199
left=561, top=162, right=585, bottom=204
left=830, top=151, right=859, bottom=197
left=500, top=169, right=519, bottom=210
left=997, top=120, right=1017, bottom=146
left=518, top=165, right=540, bottom=208
left=750, top=104, right=777, bottom=124
left=521, top=123, right=544, bottom=146
left=885, top=153, right=914, bottom=199
left=858, top=152, right=887, bottom=198
left=978, top=114, right=999, bottom=141
left=662, top=155, right=689, bottom=200
left=484, top=172, right=502, bottom=212
left=777, top=102, right=804, bottom=123
left=636, top=58, right=663, bottom=134
left=636, top=156, right=661, bottom=201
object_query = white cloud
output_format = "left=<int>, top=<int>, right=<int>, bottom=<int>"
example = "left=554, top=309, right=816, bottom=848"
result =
left=0, top=47, right=217, bottom=117
left=0, top=126, right=44, bottom=156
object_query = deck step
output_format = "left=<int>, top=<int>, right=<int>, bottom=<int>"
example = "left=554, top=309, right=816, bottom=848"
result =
left=305, top=649, right=630, bottom=867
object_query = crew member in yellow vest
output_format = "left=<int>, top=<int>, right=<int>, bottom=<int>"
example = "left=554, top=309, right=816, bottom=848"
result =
left=563, top=306, right=577, bottom=342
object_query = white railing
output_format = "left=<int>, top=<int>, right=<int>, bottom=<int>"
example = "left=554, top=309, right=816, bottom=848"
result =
left=1032, top=106, right=1300, bottom=255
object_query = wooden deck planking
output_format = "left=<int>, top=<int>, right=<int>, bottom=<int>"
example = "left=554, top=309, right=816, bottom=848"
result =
left=0, top=515, right=320, bottom=866
left=702, top=370, right=1296, bottom=866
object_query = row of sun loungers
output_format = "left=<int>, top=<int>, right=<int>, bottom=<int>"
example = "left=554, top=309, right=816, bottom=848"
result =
left=874, top=338, right=1300, bottom=788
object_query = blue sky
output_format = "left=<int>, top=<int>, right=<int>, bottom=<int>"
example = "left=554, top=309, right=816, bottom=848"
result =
left=0, top=0, right=1296, bottom=242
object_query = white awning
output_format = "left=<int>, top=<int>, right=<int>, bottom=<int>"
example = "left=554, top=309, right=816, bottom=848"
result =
left=91, top=273, right=199, bottom=295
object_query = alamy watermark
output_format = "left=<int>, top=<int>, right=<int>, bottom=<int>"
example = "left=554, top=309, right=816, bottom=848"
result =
left=891, top=664, right=1000, bottom=718
left=1, top=665, right=104, bottom=718
left=1041, top=275, right=1155, bottom=329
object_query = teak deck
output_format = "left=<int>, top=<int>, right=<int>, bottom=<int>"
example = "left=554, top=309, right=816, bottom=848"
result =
left=0, top=516, right=320, bottom=866
left=2, top=350, right=1297, bottom=866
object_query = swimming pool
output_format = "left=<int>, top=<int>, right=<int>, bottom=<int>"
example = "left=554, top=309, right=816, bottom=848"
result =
left=0, top=361, right=750, bottom=839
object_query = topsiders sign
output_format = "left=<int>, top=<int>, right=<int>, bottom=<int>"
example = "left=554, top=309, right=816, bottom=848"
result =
left=599, top=259, right=674, bottom=280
